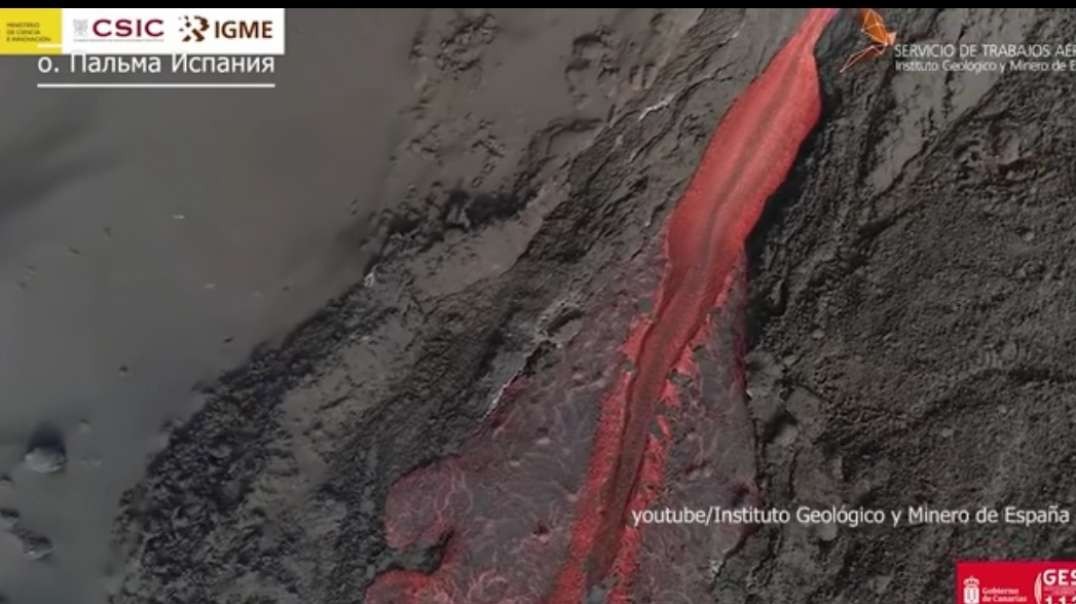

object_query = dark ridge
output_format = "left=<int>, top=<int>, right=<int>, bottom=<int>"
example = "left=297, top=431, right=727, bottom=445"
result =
left=743, top=113, right=834, bottom=349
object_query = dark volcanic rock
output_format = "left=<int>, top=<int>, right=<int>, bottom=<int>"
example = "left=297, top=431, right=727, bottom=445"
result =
left=725, top=7, right=1076, bottom=604
left=24, top=424, right=68, bottom=474
left=24, top=446, right=66, bottom=474
left=0, top=508, right=19, bottom=530
left=13, top=526, right=54, bottom=561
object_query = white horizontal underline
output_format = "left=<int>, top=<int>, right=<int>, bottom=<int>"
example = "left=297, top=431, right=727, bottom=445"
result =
left=37, top=82, right=275, bottom=89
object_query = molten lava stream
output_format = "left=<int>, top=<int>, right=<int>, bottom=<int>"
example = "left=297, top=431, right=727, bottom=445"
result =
left=366, top=8, right=835, bottom=603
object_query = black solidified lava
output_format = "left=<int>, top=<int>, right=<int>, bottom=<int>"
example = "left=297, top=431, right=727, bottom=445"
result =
left=0, top=508, right=19, bottom=530
left=24, top=424, right=66, bottom=474
left=724, top=9, right=1076, bottom=604
left=13, top=526, right=54, bottom=561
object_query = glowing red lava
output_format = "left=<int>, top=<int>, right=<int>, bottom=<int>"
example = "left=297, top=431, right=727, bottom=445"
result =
left=367, top=9, right=835, bottom=603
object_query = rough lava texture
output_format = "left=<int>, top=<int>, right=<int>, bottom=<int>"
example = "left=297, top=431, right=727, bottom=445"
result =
left=723, top=7, right=1076, bottom=604
left=365, top=11, right=832, bottom=603
left=108, top=8, right=1076, bottom=604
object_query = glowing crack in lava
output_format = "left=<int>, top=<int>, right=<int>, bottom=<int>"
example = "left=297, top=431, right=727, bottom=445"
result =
left=367, top=9, right=835, bottom=603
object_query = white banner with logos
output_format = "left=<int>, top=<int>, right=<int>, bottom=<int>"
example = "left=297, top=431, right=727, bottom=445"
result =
left=61, top=8, right=284, bottom=55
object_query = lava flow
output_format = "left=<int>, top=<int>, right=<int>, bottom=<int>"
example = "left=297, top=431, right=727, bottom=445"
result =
left=366, top=9, right=834, bottom=603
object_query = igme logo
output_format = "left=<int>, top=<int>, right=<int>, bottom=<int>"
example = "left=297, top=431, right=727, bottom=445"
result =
left=180, top=14, right=274, bottom=43
left=179, top=15, right=209, bottom=42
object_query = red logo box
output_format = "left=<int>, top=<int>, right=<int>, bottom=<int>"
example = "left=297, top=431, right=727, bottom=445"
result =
left=958, top=562, right=1076, bottom=604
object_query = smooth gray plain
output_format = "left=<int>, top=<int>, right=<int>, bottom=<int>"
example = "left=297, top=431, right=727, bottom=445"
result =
left=0, top=10, right=421, bottom=603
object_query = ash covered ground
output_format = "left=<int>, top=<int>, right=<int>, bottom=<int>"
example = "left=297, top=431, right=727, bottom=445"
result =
left=10, top=8, right=1072, bottom=604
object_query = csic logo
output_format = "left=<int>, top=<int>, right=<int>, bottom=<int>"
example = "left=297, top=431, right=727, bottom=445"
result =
left=180, top=14, right=275, bottom=43
left=963, top=576, right=980, bottom=604
left=82, top=17, right=164, bottom=39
